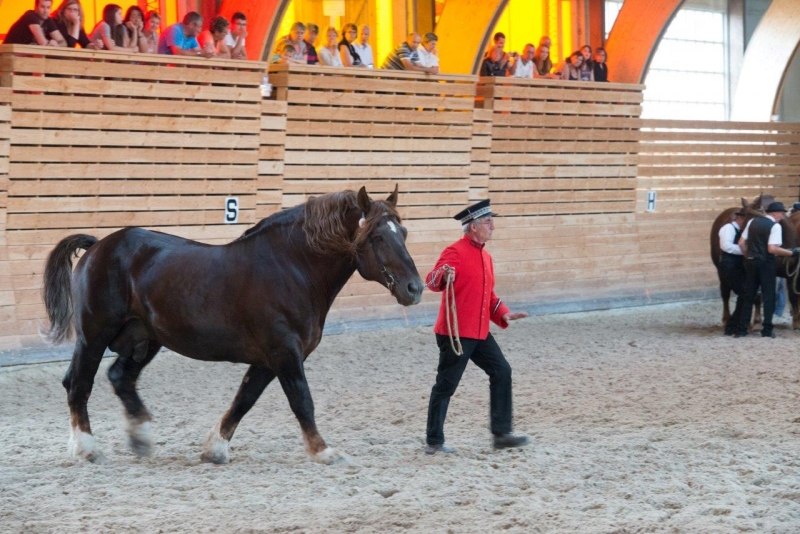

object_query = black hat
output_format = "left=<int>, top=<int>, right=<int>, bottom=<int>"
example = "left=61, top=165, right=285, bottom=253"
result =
left=765, top=201, right=788, bottom=213
left=453, top=199, right=498, bottom=225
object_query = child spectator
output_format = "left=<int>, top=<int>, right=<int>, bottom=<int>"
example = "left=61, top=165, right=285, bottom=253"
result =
left=270, top=41, right=295, bottom=64
left=593, top=47, right=609, bottom=82
left=91, top=4, right=137, bottom=52
left=140, top=11, right=160, bottom=54
left=561, top=51, right=591, bottom=81
left=304, top=23, right=319, bottom=65
left=225, top=12, right=247, bottom=60
left=480, top=45, right=510, bottom=77
left=353, top=25, right=374, bottom=68
left=123, top=6, right=145, bottom=52
left=318, top=27, right=343, bottom=67
left=339, top=23, right=363, bottom=67
left=198, top=16, right=232, bottom=58
left=511, top=43, right=535, bottom=78
left=4, top=0, right=65, bottom=46
left=416, top=32, right=439, bottom=72
left=51, top=0, right=92, bottom=48
left=580, top=45, right=593, bottom=69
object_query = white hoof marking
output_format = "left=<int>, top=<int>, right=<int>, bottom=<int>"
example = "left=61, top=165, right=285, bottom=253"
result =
left=312, top=447, right=344, bottom=465
left=200, top=422, right=230, bottom=464
left=68, top=427, right=103, bottom=463
left=126, top=418, right=153, bottom=458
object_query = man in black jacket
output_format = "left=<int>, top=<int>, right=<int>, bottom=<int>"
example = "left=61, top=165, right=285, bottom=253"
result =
left=735, top=202, right=800, bottom=338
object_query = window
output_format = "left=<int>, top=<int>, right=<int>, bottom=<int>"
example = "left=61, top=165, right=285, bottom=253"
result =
left=604, top=1, right=623, bottom=39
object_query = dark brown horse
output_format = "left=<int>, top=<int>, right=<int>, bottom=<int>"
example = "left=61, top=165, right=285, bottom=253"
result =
left=42, top=187, right=423, bottom=464
left=709, top=195, right=770, bottom=324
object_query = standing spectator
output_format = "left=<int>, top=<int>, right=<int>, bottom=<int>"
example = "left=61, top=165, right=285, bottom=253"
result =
left=353, top=25, right=374, bottom=68
left=51, top=0, right=92, bottom=49
left=91, top=4, right=137, bottom=52
left=139, top=11, right=160, bottom=54
left=416, top=32, right=439, bottom=72
left=318, top=27, right=343, bottom=67
left=4, top=0, right=65, bottom=46
left=339, top=23, right=363, bottom=67
left=480, top=45, right=510, bottom=77
left=157, top=12, right=209, bottom=57
left=274, top=22, right=307, bottom=64
left=382, top=33, right=437, bottom=73
left=198, top=16, right=231, bottom=58
left=123, top=6, right=145, bottom=52
left=593, top=47, right=609, bottom=82
left=511, top=43, right=535, bottom=78
left=561, top=51, right=587, bottom=81
left=304, top=23, right=319, bottom=65
left=534, top=44, right=556, bottom=78
left=224, top=12, right=247, bottom=60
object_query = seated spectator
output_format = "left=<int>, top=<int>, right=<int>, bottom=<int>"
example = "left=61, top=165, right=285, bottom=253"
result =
left=157, top=12, right=209, bottom=57
left=480, top=45, right=510, bottom=77
left=304, top=23, right=319, bottom=65
left=561, top=51, right=591, bottom=81
left=225, top=12, right=247, bottom=60
left=353, top=25, right=374, bottom=68
left=339, top=23, right=363, bottom=67
left=270, top=41, right=295, bottom=65
left=578, top=51, right=594, bottom=81
left=198, top=16, right=231, bottom=58
left=318, top=27, right=343, bottom=67
left=123, top=6, right=146, bottom=52
left=382, top=33, right=437, bottom=73
left=580, top=45, right=593, bottom=69
left=416, top=32, right=439, bottom=72
left=139, top=10, right=160, bottom=54
left=593, top=47, right=609, bottom=82
left=91, top=4, right=137, bottom=52
left=511, top=43, right=535, bottom=78
left=4, top=0, right=65, bottom=46
left=534, top=42, right=557, bottom=78
left=274, top=22, right=308, bottom=64
left=51, top=0, right=93, bottom=49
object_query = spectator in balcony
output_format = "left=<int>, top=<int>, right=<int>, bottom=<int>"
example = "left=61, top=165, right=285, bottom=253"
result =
left=580, top=45, right=593, bottom=69
left=593, top=47, right=608, bottom=82
left=225, top=12, right=247, bottom=60
left=578, top=51, right=594, bottom=81
left=139, top=10, right=160, bottom=54
left=91, top=4, right=138, bottom=52
left=123, top=6, right=146, bottom=52
left=304, top=23, right=319, bottom=65
left=270, top=41, right=295, bottom=65
left=198, top=16, right=231, bottom=58
left=382, top=33, right=437, bottom=73
left=416, top=32, right=439, bottom=73
left=318, top=27, right=343, bottom=67
left=561, top=51, right=592, bottom=81
left=157, top=12, right=210, bottom=57
left=534, top=43, right=555, bottom=78
left=353, top=25, right=374, bottom=68
left=51, top=0, right=93, bottom=49
left=510, top=43, right=535, bottom=79
left=4, top=0, right=66, bottom=46
left=486, top=31, right=506, bottom=57
left=480, top=45, right=510, bottom=77
left=275, top=22, right=308, bottom=64
left=339, top=23, right=363, bottom=67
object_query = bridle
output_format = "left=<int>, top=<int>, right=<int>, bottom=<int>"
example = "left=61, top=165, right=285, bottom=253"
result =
left=358, top=212, right=397, bottom=295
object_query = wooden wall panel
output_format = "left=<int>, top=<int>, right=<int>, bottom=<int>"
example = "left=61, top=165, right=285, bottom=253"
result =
left=258, top=100, right=287, bottom=218
left=0, top=88, right=15, bottom=349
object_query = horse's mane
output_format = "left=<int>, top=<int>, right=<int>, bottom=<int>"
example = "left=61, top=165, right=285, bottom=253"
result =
left=234, top=191, right=401, bottom=257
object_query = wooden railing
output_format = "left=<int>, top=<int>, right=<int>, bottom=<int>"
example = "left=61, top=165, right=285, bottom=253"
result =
left=0, top=48, right=798, bottom=351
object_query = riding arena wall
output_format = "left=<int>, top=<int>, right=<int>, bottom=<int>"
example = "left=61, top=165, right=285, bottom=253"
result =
left=1, top=45, right=799, bottom=351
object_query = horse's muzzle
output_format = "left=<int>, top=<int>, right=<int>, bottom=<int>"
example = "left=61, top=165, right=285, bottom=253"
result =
left=395, top=276, right=423, bottom=306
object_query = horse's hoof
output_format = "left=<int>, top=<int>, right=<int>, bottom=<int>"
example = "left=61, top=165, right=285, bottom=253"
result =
left=201, top=423, right=230, bottom=464
left=127, top=419, right=153, bottom=458
left=68, top=428, right=105, bottom=463
left=311, top=447, right=345, bottom=465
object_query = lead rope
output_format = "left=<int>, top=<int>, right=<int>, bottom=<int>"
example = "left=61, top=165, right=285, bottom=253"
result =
left=443, top=265, right=463, bottom=356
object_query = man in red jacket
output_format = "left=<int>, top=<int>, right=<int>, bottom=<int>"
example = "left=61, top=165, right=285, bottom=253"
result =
left=424, top=199, right=529, bottom=454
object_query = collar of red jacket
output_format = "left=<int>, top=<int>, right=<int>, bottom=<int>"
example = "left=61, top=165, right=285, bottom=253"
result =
left=462, top=234, right=486, bottom=249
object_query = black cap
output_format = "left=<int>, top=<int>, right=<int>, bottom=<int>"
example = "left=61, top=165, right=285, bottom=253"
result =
left=765, top=201, right=787, bottom=213
left=453, top=199, right=498, bottom=225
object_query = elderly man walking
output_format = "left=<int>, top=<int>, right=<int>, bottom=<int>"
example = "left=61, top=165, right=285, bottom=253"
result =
left=423, top=199, right=528, bottom=454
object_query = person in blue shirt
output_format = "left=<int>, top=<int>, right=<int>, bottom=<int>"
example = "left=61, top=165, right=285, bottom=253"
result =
left=157, top=11, right=211, bottom=57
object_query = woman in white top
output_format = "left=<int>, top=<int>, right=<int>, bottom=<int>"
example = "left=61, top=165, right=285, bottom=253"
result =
left=318, top=27, right=343, bottom=67
left=511, top=43, right=535, bottom=79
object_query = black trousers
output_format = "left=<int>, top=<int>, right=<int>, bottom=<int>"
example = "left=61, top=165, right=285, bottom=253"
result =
left=719, top=256, right=746, bottom=333
left=737, top=258, right=776, bottom=336
left=426, top=333, right=512, bottom=445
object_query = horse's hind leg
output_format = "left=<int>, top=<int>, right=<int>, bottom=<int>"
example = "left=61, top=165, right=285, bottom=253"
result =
left=107, top=341, right=161, bottom=458
left=63, top=338, right=108, bottom=462
left=201, top=365, right=275, bottom=464
left=277, top=355, right=343, bottom=465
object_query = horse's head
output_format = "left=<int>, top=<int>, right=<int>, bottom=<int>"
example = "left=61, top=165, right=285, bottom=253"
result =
left=355, top=186, right=423, bottom=306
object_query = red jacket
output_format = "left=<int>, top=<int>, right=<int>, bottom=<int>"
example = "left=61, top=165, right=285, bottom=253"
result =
left=426, top=235, right=510, bottom=340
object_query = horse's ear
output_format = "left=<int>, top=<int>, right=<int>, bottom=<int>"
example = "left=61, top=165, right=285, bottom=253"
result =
left=357, top=186, right=372, bottom=215
left=741, top=197, right=748, bottom=208
left=386, top=184, right=399, bottom=208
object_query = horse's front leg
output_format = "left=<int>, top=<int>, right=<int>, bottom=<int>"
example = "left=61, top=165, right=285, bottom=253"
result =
left=278, top=354, right=343, bottom=465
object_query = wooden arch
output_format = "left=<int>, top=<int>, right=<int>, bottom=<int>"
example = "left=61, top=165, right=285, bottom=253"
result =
left=731, top=0, right=800, bottom=121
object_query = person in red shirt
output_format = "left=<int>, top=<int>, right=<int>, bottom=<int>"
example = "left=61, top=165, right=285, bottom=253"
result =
left=424, top=199, right=529, bottom=454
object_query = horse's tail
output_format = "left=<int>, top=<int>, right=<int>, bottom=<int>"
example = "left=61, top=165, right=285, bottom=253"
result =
left=41, top=234, right=98, bottom=345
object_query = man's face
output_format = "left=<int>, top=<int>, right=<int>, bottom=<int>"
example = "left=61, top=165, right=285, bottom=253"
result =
left=186, top=18, right=202, bottom=37
left=525, top=46, right=535, bottom=60
left=491, top=46, right=503, bottom=62
left=36, top=0, right=52, bottom=19
left=291, top=27, right=304, bottom=43
left=471, top=217, right=494, bottom=243
left=423, top=39, right=436, bottom=52
left=231, top=18, right=246, bottom=36
left=771, top=211, right=785, bottom=222
left=360, top=27, right=370, bottom=43
left=408, top=34, right=421, bottom=48
left=304, top=28, right=317, bottom=44
left=495, top=36, right=505, bottom=49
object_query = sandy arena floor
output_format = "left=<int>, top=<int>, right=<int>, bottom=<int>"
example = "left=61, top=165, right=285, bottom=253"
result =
left=1, top=300, right=800, bottom=533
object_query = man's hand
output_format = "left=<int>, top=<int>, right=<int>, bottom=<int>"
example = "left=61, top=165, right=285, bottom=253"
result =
left=793, top=247, right=800, bottom=257
left=503, top=312, right=528, bottom=322
left=443, top=265, right=455, bottom=283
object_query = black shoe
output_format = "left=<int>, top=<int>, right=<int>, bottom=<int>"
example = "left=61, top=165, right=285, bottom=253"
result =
left=493, top=433, right=528, bottom=450
left=733, top=332, right=748, bottom=338
left=425, top=444, right=456, bottom=455
left=761, top=331, right=776, bottom=338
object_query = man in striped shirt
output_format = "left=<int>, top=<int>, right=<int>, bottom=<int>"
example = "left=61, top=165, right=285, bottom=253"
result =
left=382, top=32, right=439, bottom=74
